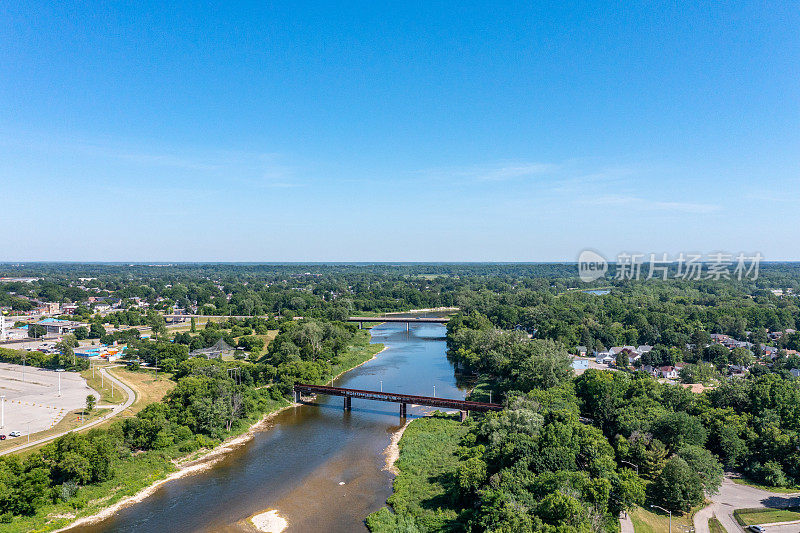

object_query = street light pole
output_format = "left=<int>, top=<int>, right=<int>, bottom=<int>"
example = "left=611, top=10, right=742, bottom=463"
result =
left=57, top=369, right=64, bottom=396
left=651, top=505, right=672, bottom=533
left=621, top=460, right=639, bottom=474
left=380, top=380, right=383, bottom=392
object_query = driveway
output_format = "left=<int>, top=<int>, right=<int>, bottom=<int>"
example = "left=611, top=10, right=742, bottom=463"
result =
left=694, top=478, right=800, bottom=533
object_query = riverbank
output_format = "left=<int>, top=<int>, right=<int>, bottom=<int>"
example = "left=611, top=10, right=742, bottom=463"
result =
left=25, top=333, right=387, bottom=532
left=382, top=418, right=411, bottom=475
left=330, top=344, right=387, bottom=384
left=53, top=399, right=296, bottom=532
left=367, top=413, right=468, bottom=532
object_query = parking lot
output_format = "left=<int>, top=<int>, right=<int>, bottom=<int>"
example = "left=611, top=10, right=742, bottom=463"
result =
left=0, top=363, right=94, bottom=437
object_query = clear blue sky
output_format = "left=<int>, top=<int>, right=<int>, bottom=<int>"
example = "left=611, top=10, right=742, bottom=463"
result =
left=1, top=2, right=798, bottom=261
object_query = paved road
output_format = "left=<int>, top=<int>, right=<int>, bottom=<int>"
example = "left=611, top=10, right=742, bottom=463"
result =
left=0, top=365, right=135, bottom=455
left=694, top=478, right=800, bottom=533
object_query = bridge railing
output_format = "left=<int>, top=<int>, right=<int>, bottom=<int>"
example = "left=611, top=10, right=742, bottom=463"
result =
left=294, top=383, right=502, bottom=412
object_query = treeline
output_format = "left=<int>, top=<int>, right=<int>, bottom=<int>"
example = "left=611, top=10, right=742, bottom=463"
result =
left=0, top=347, right=88, bottom=371
left=456, top=281, right=800, bottom=351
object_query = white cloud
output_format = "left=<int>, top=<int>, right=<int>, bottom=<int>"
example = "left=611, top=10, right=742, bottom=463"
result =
left=581, top=195, right=720, bottom=214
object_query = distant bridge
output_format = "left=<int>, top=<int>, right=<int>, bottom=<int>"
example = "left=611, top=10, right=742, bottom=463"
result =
left=293, top=383, right=502, bottom=419
left=162, top=314, right=451, bottom=330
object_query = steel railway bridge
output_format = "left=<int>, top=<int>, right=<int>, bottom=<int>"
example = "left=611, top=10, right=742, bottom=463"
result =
left=293, top=383, right=502, bottom=420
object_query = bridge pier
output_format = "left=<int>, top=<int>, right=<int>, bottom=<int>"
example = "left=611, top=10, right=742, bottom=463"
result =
left=406, top=322, right=409, bottom=332
left=359, top=322, right=362, bottom=329
left=344, top=395, right=351, bottom=410
left=400, top=403, right=407, bottom=417
left=460, top=410, right=468, bottom=422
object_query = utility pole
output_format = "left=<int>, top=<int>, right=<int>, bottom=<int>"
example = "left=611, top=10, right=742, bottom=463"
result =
left=1, top=395, right=4, bottom=429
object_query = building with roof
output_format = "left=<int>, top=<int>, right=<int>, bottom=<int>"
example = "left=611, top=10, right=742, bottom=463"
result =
left=189, top=338, right=235, bottom=359
left=35, top=318, right=83, bottom=335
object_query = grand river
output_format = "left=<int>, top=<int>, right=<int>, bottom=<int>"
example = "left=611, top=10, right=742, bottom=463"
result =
left=73, top=318, right=465, bottom=532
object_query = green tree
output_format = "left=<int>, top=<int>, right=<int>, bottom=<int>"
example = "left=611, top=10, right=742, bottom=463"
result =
left=677, top=445, right=723, bottom=494
left=85, top=394, right=96, bottom=413
left=650, top=456, right=704, bottom=513
left=27, top=324, right=46, bottom=339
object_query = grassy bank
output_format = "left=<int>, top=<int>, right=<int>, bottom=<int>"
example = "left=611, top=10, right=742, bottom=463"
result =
left=708, top=517, right=727, bottom=533
left=629, top=505, right=700, bottom=533
left=330, top=330, right=384, bottom=381
left=80, top=367, right=126, bottom=404
left=367, top=413, right=468, bottom=532
left=734, top=507, right=800, bottom=526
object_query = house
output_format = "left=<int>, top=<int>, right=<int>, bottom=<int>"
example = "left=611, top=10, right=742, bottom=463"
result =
left=92, top=303, right=111, bottom=313
left=62, top=304, right=78, bottom=315
left=575, top=346, right=588, bottom=357
left=658, top=366, right=680, bottom=379
left=636, top=345, right=653, bottom=355
left=790, top=368, right=800, bottom=378
left=596, top=351, right=614, bottom=365
left=571, top=358, right=589, bottom=372
left=762, top=345, right=780, bottom=358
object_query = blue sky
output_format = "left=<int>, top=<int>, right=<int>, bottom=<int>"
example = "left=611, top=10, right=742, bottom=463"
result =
left=1, top=2, right=798, bottom=261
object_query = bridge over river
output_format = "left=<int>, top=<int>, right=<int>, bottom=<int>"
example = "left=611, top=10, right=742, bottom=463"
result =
left=162, top=314, right=451, bottom=330
left=294, top=383, right=502, bottom=419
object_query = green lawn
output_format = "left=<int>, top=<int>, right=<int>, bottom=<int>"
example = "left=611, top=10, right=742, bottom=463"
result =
left=629, top=505, right=699, bottom=533
left=366, top=414, right=468, bottom=532
left=734, top=507, right=800, bottom=526
left=708, top=517, right=727, bottom=533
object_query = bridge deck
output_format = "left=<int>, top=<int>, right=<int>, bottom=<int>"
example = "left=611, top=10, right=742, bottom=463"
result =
left=294, top=383, right=502, bottom=412
left=347, top=316, right=449, bottom=323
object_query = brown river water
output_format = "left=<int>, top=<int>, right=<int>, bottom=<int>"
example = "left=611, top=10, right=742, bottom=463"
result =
left=71, top=317, right=467, bottom=532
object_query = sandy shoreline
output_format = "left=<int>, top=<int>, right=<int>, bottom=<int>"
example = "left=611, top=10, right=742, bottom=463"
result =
left=383, top=419, right=412, bottom=475
left=54, top=402, right=298, bottom=532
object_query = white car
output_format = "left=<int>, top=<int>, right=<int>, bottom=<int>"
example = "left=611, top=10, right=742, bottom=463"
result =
left=8, top=431, right=21, bottom=437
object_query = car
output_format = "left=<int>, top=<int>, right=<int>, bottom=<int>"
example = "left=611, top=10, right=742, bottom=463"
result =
left=8, top=431, right=21, bottom=437
left=747, top=526, right=765, bottom=533
left=0, top=435, right=5, bottom=440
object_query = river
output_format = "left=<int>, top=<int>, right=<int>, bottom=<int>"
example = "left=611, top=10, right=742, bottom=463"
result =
left=72, top=318, right=465, bottom=532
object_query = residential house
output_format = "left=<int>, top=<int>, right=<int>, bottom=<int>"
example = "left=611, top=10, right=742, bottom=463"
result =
left=790, top=368, right=800, bottom=378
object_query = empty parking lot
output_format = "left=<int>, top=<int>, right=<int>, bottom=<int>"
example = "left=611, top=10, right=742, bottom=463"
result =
left=0, top=363, right=95, bottom=437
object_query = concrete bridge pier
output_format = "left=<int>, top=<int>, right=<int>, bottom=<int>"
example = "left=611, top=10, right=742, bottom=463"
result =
left=400, top=403, right=407, bottom=417
left=405, top=322, right=409, bottom=332
left=344, top=395, right=352, bottom=410
left=460, top=410, right=468, bottom=422
left=358, top=322, right=363, bottom=329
